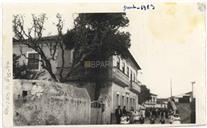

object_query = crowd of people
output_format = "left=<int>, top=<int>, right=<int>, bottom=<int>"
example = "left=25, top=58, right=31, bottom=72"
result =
left=145, top=107, right=169, bottom=124
left=115, top=105, right=180, bottom=124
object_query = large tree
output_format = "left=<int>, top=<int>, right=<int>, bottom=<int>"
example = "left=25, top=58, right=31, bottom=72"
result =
left=63, top=13, right=131, bottom=100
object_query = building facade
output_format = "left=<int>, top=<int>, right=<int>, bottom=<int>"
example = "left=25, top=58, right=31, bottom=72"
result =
left=108, top=54, right=141, bottom=123
left=156, top=98, right=168, bottom=108
left=143, top=93, right=157, bottom=108
left=172, top=91, right=193, bottom=103
left=110, top=54, right=141, bottom=110
left=13, top=36, right=74, bottom=81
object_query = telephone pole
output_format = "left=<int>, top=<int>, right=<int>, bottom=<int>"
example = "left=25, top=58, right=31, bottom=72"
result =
left=170, top=78, right=172, bottom=97
left=191, top=81, right=195, bottom=99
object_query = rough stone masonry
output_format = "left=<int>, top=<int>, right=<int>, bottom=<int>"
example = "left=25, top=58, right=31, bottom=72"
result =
left=13, top=80, right=91, bottom=125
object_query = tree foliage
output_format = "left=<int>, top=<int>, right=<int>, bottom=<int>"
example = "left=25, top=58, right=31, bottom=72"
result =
left=63, top=13, right=131, bottom=99
left=138, top=85, right=151, bottom=104
left=63, top=13, right=131, bottom=79
left=64, top=13, right=130, bottom=59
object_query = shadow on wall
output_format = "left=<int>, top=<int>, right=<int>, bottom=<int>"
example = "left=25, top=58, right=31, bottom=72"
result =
left=13, top=80, right=91, bottom=125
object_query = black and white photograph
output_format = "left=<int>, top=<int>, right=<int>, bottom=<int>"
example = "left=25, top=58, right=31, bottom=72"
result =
left=2, top=2, right=206, bottom=127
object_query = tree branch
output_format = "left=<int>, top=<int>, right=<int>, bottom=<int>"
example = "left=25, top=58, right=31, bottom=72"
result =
left=13, top=14, right=59, bottom=82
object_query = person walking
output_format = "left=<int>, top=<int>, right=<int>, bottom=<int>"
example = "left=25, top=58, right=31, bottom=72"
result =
left=160, top=109, right=164, bottom=118
left=115, top=106, right=122, bottom=124
left=155, top=108, right=158, bottom=118
left=130, top=107, right=135, bottom=123
left=141, top=109, right=145, bottom=118
left=160, top=116, right=165, bottom=124
left=165, top=108, right=169, bottom=119
left=150, top=116, right=155, bottom=124
left=122, top=106, right=127, bottom=116
left=139, top=114, right=145, bottom=124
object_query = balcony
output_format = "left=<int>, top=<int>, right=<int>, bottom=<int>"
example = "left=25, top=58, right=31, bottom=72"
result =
left=130, top=81, right=141, bottom=93
left=112, top=67, right=130, bottom=87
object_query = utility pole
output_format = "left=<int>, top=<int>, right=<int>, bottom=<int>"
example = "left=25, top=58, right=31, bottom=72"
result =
left=170, top=78, right=172, bottom=98
left=191, top=81, right=196, bottom=99
left=190, top=81, right=196, bottom=123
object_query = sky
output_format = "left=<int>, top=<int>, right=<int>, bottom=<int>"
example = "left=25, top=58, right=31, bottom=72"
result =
left=11, top=2, right=206, bottom=98
left=128, top=3, right=206, bottom=98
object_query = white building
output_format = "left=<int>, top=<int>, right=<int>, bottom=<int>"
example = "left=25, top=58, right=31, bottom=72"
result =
left=144, top=93, right=157, bottom=108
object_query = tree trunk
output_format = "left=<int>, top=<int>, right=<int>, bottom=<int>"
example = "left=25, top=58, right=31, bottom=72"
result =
left=45, top=59, right=59, bottom=82
left=94, top=81, right=101, bottom=100
left=59, top=42, right=65, bottom=82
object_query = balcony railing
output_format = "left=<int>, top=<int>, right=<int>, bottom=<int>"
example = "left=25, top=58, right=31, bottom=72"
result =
left=112, top=67, right=130, bottom=87
left=130, top=81, right=141, bottom=93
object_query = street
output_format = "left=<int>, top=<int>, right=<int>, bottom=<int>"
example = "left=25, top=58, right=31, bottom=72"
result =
left=133, top=117, right=171, bottom=124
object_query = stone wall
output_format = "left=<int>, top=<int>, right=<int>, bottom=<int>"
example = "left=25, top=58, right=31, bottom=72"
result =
left=13, top=80, right=91, bottom=125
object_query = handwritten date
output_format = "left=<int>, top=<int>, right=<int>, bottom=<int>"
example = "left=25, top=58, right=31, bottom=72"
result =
left=123, top=4, right=155, bottom=11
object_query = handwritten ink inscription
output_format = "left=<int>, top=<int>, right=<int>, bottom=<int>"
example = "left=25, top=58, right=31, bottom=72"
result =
left=4, top=61, right=11, bottom=115
left=123, top=4, right=155, bottom=11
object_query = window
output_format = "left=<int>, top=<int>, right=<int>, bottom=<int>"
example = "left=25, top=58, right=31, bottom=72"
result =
left=127, top=67, right=129, bottom=76
left=122, top=96, right=125, bottom=107
left=27, top=52, right=40, bottom=70
left=130, top=98, right=132, bottom=108
left=130, top=70, right=132, bottom=82
left=116, top=94, right=119, bottom=106
left=126, top=97, right=129, bottom=110
left=133, top=99, right=136, bottom=108
left=133, top=73, right=136, bottom=82
left=151, top=97, right=155, bottom=103
left=116, top=58, right=120, bottom=69
left=22, top=90, right=28, bottom=97
left=122, top=62, right=125, bottom=73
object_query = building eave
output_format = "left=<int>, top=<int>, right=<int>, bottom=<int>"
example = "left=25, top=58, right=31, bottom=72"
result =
left=13, top=35, right=58, bottom=44
left=126, top=49, right=141, bottom=70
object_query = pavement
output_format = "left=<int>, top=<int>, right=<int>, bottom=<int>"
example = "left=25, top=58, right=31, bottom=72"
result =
left=133, top=117, right=171, bottom=124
